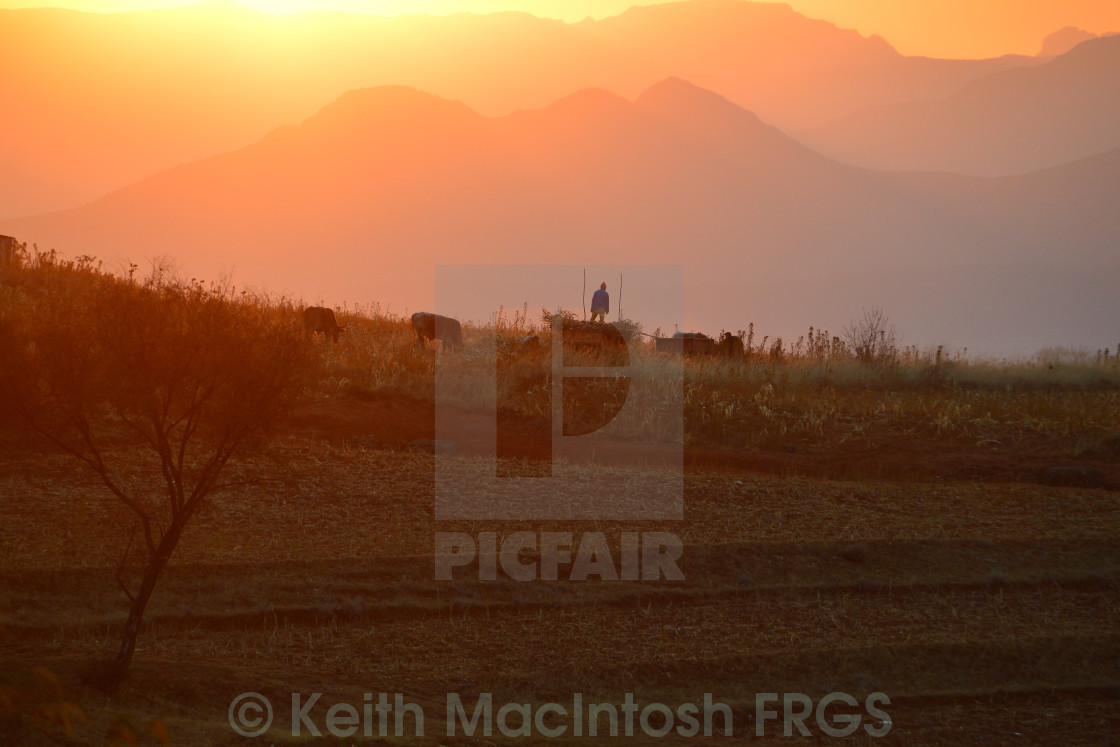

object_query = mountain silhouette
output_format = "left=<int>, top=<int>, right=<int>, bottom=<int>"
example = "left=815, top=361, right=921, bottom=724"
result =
left=0, top=0, right=1042, bottom=220
left=803, top=35, right=1120, bottom=176
left=1038, top=27, right=1100, bottom=57
left=4, top=79, right=1116, bottom=353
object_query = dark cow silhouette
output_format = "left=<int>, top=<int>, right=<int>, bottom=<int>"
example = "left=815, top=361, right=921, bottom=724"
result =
left=303, top=306, right=345, bottom=343
left=411, top=312, right=463, bottom=351
left=656, top=331, right=715, bottom=357
left=716, top=331, right=744, bottom=359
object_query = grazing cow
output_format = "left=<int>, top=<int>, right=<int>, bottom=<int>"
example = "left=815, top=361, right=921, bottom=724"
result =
left=303, top=306, right=345, bottom=343
left=411, top=312, right=463, bottom=351
left=675, top=332, right=717, bottom=357
left=656, top=331, right=715, bottom=357
left=716, top=331, right=744, bottom=359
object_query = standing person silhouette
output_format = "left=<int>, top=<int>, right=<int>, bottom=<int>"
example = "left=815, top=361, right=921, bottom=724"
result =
left=590, top=282, right=609, bottom=323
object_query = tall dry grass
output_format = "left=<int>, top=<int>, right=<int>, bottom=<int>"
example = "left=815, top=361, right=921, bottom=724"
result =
left=5, top=245, right=1116, bottom=455
left=294, top=299, right=1119, bottom=453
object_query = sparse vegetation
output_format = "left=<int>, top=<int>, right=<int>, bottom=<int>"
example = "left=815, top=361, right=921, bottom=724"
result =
left=2, top=248, right=1118, bottom=745
left=8, top=247, right=1116, bottom=473
left=287, top=293, right=1120, bottom=464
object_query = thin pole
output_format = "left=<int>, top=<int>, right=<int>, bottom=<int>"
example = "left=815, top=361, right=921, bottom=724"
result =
left=617, top=272, right=623, bottom=322
left=582, top=268, right=587, bottom=321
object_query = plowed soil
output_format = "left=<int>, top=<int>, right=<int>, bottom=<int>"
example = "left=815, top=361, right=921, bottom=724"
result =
left=1, top=398, right=1118, bottom=745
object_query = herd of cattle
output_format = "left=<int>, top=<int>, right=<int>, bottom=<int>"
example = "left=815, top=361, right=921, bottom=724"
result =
left=303, top=307, right=464, bottom=349
left=302, top=306, right=743, bottom=358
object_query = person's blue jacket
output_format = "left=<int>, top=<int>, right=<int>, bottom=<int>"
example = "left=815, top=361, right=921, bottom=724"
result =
left=591, top=288, right=609, bottom=313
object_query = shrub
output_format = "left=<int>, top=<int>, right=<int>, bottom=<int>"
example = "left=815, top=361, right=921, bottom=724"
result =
left=843, top=306, right=900, bottom=365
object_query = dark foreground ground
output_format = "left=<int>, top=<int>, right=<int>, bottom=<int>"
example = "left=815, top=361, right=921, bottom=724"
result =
left=1, top=400, right=1118, bottom=745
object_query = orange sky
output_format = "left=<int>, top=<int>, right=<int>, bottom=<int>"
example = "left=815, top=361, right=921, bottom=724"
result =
left=2, top=0, right=1119, bottom=58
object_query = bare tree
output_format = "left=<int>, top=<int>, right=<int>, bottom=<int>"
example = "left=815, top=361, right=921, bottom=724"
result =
left=843, top=306, right=900, bottom=364
left=12, top=257, right=312, bottom=692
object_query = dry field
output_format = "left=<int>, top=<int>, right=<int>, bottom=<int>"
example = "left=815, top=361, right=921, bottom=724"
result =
left=2, top=261, right=1119, bottom=744
left=2, top=416, right=1118, bottom=745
